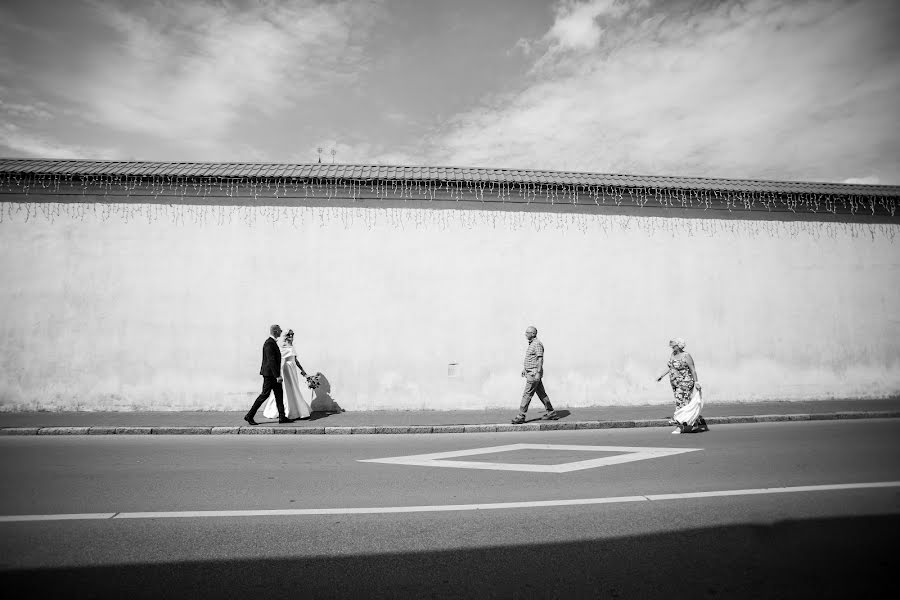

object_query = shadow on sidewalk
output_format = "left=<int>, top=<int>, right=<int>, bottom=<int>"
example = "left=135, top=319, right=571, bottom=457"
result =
left=524, top=409, right=571, bottom=423
left=305, top=410, right=342, bottom=422
left=7, top=514, right=892, bottom=598
left=308, top=372, right=344, bottom=415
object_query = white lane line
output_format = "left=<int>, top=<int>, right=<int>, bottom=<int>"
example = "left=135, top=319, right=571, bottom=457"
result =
left=115, top=495, right=651, bottom=519
left=646, top=481, right=900, bottom=500
left=0, top=512, right=117, bottom=522
left=0, top=481, right=897, bottom=523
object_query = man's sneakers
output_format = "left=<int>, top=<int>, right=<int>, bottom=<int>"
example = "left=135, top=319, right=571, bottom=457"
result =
left=512, top=410, right=558, bottom=424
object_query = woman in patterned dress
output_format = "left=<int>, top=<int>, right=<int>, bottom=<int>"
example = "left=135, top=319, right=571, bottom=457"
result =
left=657, top=338, right=708, bottom=433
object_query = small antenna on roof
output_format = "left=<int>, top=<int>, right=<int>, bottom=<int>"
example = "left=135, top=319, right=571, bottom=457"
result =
left=330, top=148, right=336, bottom=164
left=317, top=147, right=323, bottom=164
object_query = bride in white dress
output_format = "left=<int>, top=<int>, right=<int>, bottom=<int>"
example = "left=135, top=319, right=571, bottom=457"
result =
left=263, top=329, right=312, bottom=420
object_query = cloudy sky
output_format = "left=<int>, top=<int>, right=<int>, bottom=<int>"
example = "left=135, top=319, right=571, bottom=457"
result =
left=1, top=0, right=898, bottom=183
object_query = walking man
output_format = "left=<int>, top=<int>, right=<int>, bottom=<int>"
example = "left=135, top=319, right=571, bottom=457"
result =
left=244, top=324, right=290, bottom=425
left=512, top=326, right=558, bottom=424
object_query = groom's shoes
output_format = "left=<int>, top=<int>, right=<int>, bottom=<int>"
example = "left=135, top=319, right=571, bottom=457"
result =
left=278, top=417, right=293, bottom=424
left=243, top=415, right=258, bottom=426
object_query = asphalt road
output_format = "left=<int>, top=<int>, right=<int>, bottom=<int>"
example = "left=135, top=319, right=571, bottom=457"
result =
left=1, top=420, right=898, bottom=598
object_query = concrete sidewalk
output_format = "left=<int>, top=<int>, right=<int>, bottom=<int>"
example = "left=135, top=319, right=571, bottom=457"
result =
left=0, top=398, right=897, bottom=435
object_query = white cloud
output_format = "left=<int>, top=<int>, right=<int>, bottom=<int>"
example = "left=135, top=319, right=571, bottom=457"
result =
left=427, top=0, right=900, bottom=184
left=543, top=0, right=630, bottom=52
left=0, top=100, right=54, bottom=121
left=0, top=123, right=117, bottom=159
left=76, top=0, right=380, bottom=147
left=842, top=176, right=881, bottom=185
left=511, top=37, right=534, bottom=56
left=0, top=96, right=118, bottom=158
left=384, top=111, right=415, bottom=125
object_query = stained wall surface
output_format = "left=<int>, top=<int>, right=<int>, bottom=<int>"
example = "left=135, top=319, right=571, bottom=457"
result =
left=1, top=203, right=898, bottom=411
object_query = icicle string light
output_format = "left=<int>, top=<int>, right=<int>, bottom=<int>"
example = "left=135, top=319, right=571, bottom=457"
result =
left=0, top=171, right=898, bottom=233
left=0, top=199, right=896, bottom=242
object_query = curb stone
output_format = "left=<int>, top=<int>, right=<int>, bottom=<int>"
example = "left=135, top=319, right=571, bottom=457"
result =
left=808, top=413, right=837, bottom=421
left=496, top=423, right=541, bottom=432
left=407, top=426, right=434, bottom=434
left=432, top=425, right=465, bottom=433
left=464, top=424, right=498, bottom=433
left=271, top=427, right=297, bottom=435
left=240, top=427, right=275, bottom=435
left=325, top=427, right=352, bottom=435
left=835, top=411, right=880, bottom=420
left=38, top=427, right=91, bottom=435
left=375, top=426, right=411, bottom=434
left=0, top=411, right=894, bottom=436
left=294, top=427, right=324, bottom=435
left=706, top=416, right=755, bottom=425
left=152, top=427, right=211, bottom=435
left=634, top=419, right=670, bottom=428
left=540, top=421, right=576, bottom=431
left=88, top=427, right=117, bottom=435
left=211, top=427, right=241, bottom=434
left=835, top=412, right=860, bottom=419
left=0, top=428, right=40, bottom=435
left=115, top=427, right=152, bottom=435
left=753, top=415, right=784, bottom=423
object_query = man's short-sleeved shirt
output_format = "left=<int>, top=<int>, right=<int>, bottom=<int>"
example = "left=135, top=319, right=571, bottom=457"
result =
left=524, top=338, right=544, bottom=371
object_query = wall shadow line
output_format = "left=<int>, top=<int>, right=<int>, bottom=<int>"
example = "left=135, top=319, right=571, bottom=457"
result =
left=1, top=513, right=895, bottom=599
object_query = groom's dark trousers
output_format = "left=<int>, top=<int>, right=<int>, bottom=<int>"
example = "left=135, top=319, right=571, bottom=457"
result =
left=246, top=337, right=286, bottom=420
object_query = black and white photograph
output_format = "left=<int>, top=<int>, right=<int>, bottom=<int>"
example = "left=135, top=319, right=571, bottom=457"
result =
left=1, top=0, right=898, bottom=597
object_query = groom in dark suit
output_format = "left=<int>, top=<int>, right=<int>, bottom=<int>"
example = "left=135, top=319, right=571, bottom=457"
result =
left=244, top=324, right=290, bottom=425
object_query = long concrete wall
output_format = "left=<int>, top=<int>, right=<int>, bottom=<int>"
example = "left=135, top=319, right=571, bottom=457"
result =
left=1, top=202, right=898, bottom=411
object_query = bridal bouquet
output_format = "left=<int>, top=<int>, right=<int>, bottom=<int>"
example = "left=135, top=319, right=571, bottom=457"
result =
left=306, top=374, right=320, bottom=390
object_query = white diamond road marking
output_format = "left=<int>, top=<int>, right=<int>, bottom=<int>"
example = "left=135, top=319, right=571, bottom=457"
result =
left=358, top=443, right=703, bottom=473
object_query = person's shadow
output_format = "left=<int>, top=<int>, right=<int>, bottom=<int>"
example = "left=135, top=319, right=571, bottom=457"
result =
left=307, top=372, right=344, bottom=419
left=524, top=409, right=571, bottom=423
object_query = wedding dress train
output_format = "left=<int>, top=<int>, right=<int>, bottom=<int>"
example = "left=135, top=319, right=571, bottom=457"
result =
left=263, top=344, right=311, bottom=420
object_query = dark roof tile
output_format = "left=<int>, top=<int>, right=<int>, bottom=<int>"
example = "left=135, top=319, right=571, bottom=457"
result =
left=0, top=158, right=897, bottom=197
